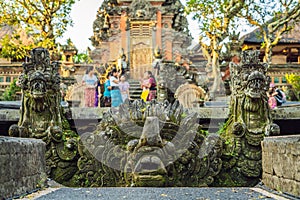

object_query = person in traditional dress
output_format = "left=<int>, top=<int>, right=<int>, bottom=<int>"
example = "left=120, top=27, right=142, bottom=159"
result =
left=267, top=86, right=277, bottom=109
left=119, top=75, right=130, bottom=102
left=110, top=68, right=123, bottom=107
left=103, top=73, right=112, bottom=107
left=82, top=66, right=97, bottom=107
left=94, top=77, right=102, bottom=107
left=140, top=71, right=156, bottom=101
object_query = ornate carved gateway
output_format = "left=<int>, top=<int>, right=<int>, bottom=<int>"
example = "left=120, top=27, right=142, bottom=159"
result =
left=90, top=0, right=192, bottom=79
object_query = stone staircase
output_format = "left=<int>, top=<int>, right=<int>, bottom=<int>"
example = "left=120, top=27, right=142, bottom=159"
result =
left=128, top=79, right=143, bottom=100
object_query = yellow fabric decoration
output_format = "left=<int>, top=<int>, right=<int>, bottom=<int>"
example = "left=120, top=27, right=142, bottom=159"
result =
left=141, top=89, right=149, bottom=102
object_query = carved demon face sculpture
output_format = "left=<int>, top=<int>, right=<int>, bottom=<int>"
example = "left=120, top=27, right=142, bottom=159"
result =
left=214, top=51, right=276, bottom=187
left=29, top=71, right=47, bottom=99
left=125, top=117, right=173, bottom=187
left=78, top=100, right=223, bottom=187
left=244, top=70, right=266, bottom=99
left=229, top=51, right=271, bottom=142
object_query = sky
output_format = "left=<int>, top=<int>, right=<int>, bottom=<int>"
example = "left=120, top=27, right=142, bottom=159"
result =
left=58, top=0, right=200, bottom=53
left=57, top=0, right=102, bottom=53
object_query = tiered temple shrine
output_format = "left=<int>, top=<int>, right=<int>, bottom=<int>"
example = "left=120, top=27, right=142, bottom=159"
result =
left=242, top=24, right=300, bottom=86
left=90, top=0, right=192, bottom=79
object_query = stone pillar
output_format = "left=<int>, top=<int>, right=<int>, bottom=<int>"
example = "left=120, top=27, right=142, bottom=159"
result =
left=0, top=137, right=46, bottom=199
left=262, top=135, right=300, bottom=197
left=120, top=13, right=128, bottom=53
left=164, top=30, right=173, bottom=61
left=162, top=15, right=174, bottom=61
left=156, top=10, right=162, bottom=49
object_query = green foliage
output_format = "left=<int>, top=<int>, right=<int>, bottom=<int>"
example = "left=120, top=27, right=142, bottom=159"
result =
left=185, top=0, right=246, bottom=97
left=217, top=122, right=227, bottom=135
left=0, top=34, right=32, bottom=60
left=2, top=79, right=21, bottom=101
left=0, top=0, right=78, bottom=52
left=73, top=53, right=93, bottom=64
left=286, top=73, right=300, bottom=92
left=185, top=0, right=245, bottom=39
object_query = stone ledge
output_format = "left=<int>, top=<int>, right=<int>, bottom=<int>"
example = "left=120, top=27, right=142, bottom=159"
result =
left=2, top=105, right=300, bottom=120
left=262, top=135, right=300, bottom=197
left=0, top=136, right=47, bottom=199
left=263, top=173, right=300, bottom=197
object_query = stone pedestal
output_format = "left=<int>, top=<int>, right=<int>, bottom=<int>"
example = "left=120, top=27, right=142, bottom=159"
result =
left=262, top=135, right=300, bottom=197
left=0, top=136, right=46, bottom=199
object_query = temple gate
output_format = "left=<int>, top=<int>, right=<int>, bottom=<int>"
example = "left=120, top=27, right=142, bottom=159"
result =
left=130, top=21, right=154, bottom=79
left=90, top=0, right=192, bottom=80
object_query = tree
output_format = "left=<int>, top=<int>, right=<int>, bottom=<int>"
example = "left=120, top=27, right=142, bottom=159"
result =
left=286, top=73, right=300, bottom=92
left=1, top=79, right=21, bottom=101
left=0, top=30, right=33, bottom=60
left=0, top=0, right=77, bottom=59
left=186, top=0, right=245, bottom=99
left=243, top=0, right=300, bottom=63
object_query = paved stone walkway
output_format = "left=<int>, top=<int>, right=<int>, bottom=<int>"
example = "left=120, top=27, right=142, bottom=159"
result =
left=19, top=187, right=295, bottom=200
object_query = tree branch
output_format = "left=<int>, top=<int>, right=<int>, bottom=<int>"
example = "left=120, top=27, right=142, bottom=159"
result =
left=270, top=5, right=300, bottom=32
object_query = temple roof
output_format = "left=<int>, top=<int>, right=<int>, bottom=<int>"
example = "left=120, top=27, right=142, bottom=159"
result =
left=243, top=23, right=300, bottom=44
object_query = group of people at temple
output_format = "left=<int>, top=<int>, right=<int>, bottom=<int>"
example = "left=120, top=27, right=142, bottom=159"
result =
left=81, top=66, right=157, bottom=107
left=267, top=83, right=286, bottom=109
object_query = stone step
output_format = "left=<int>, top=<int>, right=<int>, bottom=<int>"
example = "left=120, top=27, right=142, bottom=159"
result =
left=130, top=89, right=142, bottom=94
left=129, top=90, right=142, bottom=99
left=128, top=79, right=143, bottom=99
left=128, top=79, right=140, bottom=83
left=130, top=94, right=142, bottom=99
left=129, top=85, right=142, bottom=89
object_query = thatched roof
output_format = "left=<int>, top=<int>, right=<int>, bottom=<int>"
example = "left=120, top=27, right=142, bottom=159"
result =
left=243, top=23, right=300, bottom=44
left=0, top=24, right=33, bottom=48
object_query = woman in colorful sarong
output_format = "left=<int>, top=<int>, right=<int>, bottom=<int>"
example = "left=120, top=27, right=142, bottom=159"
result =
left=110, top=68, right=123, bottom=107
left=82, top=66, right=97, bottom=107
left=141, top=71, right=156, bottom=101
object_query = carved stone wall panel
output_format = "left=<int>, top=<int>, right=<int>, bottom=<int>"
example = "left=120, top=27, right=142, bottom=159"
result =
left=130, top=21, right=153, bottom=79
left=164, top=40, right=173, bottom=60
left=110, top=40, right=122, bottom=61
left=130, top=41, right=153, bottom=79
left=174, top=83, right=206, bottom=108
left=90, top=44, right=110, bottom=64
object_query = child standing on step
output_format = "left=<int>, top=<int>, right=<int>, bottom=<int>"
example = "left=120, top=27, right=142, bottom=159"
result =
left=119, top=75, right=130, bottom=102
